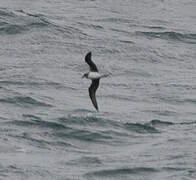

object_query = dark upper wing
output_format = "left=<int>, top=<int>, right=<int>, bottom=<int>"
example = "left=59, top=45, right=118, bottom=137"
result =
left=89, top=79, right=100, bottom=111
left=85, top=52, right=98, bottom=72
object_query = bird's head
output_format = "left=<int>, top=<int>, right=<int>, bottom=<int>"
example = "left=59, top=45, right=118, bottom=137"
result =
left=82, top=73, right=88, bottom=79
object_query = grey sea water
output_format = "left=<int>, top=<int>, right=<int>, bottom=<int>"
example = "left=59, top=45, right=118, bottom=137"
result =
left=0, top=0, right=196, bottom=179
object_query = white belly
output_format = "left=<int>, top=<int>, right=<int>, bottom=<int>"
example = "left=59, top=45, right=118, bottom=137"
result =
left=88, top=72, right=101, bottom=79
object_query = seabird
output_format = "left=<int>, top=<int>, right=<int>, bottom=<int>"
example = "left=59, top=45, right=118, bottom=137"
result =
left=82, top=52, right=108, bottom=111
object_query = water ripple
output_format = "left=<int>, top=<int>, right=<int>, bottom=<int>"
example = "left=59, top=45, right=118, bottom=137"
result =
left=136, top=31, right=196, bottom=44
left=0, top=96, right=52, bottom=107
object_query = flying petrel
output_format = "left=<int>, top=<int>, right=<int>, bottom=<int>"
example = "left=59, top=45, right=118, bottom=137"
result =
left=82, top=52, right=108, bottom=111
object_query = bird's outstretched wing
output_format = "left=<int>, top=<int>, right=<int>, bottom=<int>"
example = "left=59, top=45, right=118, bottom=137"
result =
left=85, top=52, right=98, bottom=72
left=89, top=79, right=100, bottom=111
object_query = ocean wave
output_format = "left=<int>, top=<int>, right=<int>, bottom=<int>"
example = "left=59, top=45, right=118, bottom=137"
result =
left=0, top=8, right=15, bottom=17
left=0, top=24, right=27, bottom=35
left=179, top=121, right=196, bottom=125
left=153, top=95, right=196, bottom=105
left=85, top=167, right=159, bottom=177
left=124, top=122, right=159, bottom=133
left=0, top=96, right=52, bottom=107
left=6, top=114, right=176, bottom=146
left=54, top=129, right=114, bottom=143
left=0, top=9, right=52, bottom=35
left=9, top=114, right=117, bottom=143
left=136, top=31, right=196, bottom=44
left=184, top=98, right=196, bottom=104
left=0, top=165, right=24, bottom=177
left=57, top=115, right=132, bottom=141
left=96, top=17, right=133, bottom=24
left=60, top=115, right=161, bottom=141
left=102, top=94, right=134, bottom=101
left=0, top=8, right=92, bottom=41
left=6, top=118, right=75, bottom=149
left=67, top=156, right=102, bottom=166
left=14, top=134, right=52, bottom=150
left=77, top=22, right=104, bottom=30
left=147, top=119, right=196, bottom=127
left=147, top=119, right=174, bottom=126
left=58, top=114, right=120, bottom=128
left=162, top=167, right=187, bottom=172
left=142, top=25, right=166, bottom=30
left=146, top=109, right=177, bottom=117
left=9, top=115, right=68, bottom=130
left=59, top=114, right=161, bottom=135
left=86, top=166, right=188, bottom=178
left=11, top=133, right=73, bottom=150
left=0, top=80, right=66, bottom=90
left=0, top=164, right=53, bottom=178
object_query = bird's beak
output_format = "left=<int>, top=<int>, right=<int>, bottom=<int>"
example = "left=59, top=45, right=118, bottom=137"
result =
left=82, top=74, right=85, bottom=79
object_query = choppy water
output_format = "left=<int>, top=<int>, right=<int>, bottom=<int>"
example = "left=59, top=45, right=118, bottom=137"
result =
left=0, top=0, right=196, bottom=179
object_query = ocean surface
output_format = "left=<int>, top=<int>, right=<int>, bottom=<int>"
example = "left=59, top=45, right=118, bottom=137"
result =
left=0, top=0, right=196, bottom=179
